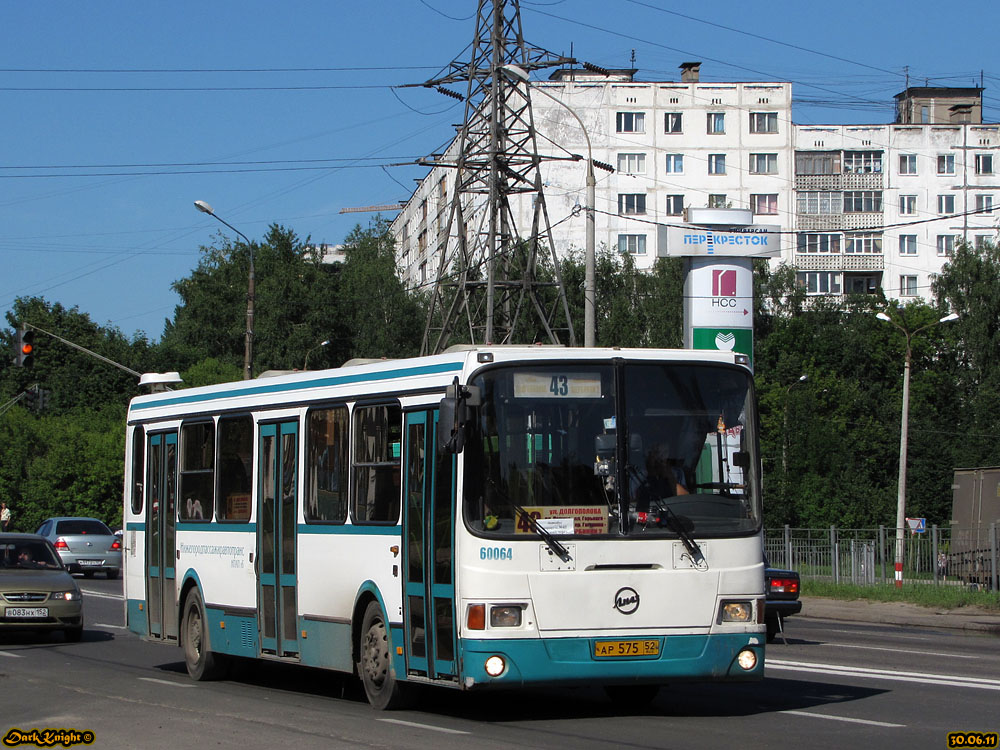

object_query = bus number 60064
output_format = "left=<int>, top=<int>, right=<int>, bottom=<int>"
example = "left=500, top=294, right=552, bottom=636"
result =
left=481, top=547, right=513, bottom=561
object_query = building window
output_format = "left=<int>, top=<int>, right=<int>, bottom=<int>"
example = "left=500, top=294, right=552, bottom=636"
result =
left=665, top=153, right=684, bottom=173
left=797, top=233, right=841, bottom=254
left=937, top=235, right=955, bottom=256
left=750, top=112, right=778, bottom=134
left=707, top=112, right=725, bottom=134
left=708, top=154, right=726, bottom=175
left=845, top=233, right=882, bottom=254
left=843, top=191, right=882, bottom=213
left=899, top=195, right=917, bottom=215
left=617, top=153, right=646, bottom=175
left=974, top=235, right=992, bottom=249
left=708, top=194, right=728, bottom=209
left=976, top=194, right=994, bottom=214
left=976, top=154, right=994, bottom=175
left=796, top=152, right=840, bottom=175
left=937, top=154, right=956, bottom=174
left=898, top=235, right=918, bottom=255
left=664, top=112, right=683, bottom=133
left=843, top=151, right=883, bottom=174
left=937, top=194, right=955, bottom=214
left=751, top=194, right=778, bottom=215
left=797, top=191, right=842, bottom=215
left=796, top=271, right=842, bottom=295
left=618, top=193, right=646, bottom=215
left=417, top=230, right=427, bottom=255
left=616, top=112, right=645, bottom=133
left=749, top=153, right=778, bottom=174
left=899, top=154, right=918, bottom=175
left=618, top=234, right=647, bottom=255
left=900, top=275, right=918, bottom=297
left=665, top=194, right=684, bottom=215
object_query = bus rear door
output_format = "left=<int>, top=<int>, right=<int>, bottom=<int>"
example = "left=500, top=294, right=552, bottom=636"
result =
left=145, top=431, right=178, bottom=641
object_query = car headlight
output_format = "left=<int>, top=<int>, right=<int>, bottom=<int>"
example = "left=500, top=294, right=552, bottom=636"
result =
left=718, top=600, right=753, bottom=623
left=51, top=590, right=81, bottom=601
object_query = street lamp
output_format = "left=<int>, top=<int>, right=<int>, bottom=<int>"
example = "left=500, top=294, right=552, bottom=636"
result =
left=194, top=201, right=255, bottom=381
left=303, top=339, right=330, bottom=371
left=782, top=375, right=808, bottom=475
left=501, top=64, right=597, bottom=347
left=877, top=309, right=959, bottom=587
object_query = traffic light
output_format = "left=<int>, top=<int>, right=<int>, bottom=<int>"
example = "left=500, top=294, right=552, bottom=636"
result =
left=36, top=388, right=51, bottom=412
left=22, top=387, right=37, bottom=410
left=15, top=327, right=34, bottom=368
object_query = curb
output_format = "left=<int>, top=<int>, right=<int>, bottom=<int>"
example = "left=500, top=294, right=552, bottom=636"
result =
left=797, top=596, right=1000, bottom=635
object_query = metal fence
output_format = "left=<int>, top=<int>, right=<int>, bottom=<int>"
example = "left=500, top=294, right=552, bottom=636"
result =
left=764, top=524, right=1000, bottom=591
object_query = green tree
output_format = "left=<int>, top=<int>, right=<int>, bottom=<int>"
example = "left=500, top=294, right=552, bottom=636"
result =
left=338, top=218, right=424, bottom=360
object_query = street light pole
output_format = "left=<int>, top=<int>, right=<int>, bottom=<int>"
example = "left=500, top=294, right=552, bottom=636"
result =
left=194, top=201, right=255, bottom=381
left=501, top=64, right=597, bottom=346
left=782, top=375, right=808, bottom=475
left=303, top=339, right=329, bottom=371
left=877, top=310, right=959, bottom=587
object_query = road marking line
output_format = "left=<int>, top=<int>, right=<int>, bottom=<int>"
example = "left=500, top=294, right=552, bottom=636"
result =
left=768, top=659, right=1000, bottom=691
left=92, top=623, right=127, bottom=630
left=826, top=628, right=931, bottom=641
left=138, top=677, right=196, bottom=688
left=782, top=710, right=905, bottom=728
left=378, top=719, right=469, bottom=735
left=822, top=643, right=977, bottom=659
left=80, top=591, right=123, bottom=601
left=0, top=650, right=24, bottom=658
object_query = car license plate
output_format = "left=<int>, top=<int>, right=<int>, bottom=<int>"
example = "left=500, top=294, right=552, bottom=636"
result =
left=77, top=559, right=101, bottom=566
left=594, top=639, right=660, bottom=657
left=5, top=607, right=48, bottom=618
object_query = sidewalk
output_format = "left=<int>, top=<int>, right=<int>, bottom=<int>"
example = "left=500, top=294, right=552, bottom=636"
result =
left=798, top=595, right=1000, bottom=635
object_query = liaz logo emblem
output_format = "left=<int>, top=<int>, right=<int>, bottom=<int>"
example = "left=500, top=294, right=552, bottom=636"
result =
left=613, top=587, right=640, bottom=615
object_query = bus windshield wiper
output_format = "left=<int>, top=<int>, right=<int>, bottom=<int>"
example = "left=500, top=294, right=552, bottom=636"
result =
left=660, top=505, right=704, bottom=564
left=485, top=477, right=571, bottom=562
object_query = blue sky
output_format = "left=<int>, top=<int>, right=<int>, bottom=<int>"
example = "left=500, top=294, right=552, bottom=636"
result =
left=2, top=0, right=997, bottom=341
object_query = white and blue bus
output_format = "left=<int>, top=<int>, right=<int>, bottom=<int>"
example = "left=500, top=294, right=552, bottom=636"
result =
left=123, top=346, right=765, bottom=709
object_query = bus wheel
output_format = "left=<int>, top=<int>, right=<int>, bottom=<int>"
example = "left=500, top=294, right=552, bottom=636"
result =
left=183, top=589, right=228, bottom=681
left=358, top=601, right=408, bottom=710
left=604, top=684, right=660, bottom=706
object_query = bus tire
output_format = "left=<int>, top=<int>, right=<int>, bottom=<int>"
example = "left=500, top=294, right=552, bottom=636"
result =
left=182, top=588, right=228, bottom=681
left=358, top=601, right=409, bottom=710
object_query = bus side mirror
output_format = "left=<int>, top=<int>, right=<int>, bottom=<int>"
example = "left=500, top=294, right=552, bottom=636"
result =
left=732, top=451, right=750, bottom=469
left=439, top=381, right=480, bottom=454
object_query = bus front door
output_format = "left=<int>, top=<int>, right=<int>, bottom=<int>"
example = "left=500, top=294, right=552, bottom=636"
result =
left=145, top=431, right=178, bottom=641
left=257, top=421, right=300, bottom=658
left=402, top=410, right=457, bottom=682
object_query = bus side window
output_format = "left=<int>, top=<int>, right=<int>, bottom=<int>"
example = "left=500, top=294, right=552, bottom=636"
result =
left=352, top=403, right=402, bottom=523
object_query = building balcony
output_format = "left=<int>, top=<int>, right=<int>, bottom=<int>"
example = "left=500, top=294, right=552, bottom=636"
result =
left=794, top=253, right=884, bottom=271
left=797, top=213, right=883, bottom=232
left=795, top=173, right=884, bottom=191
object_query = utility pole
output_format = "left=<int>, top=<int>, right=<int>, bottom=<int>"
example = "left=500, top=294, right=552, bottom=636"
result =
left=416, top=0, right=578, bottom=354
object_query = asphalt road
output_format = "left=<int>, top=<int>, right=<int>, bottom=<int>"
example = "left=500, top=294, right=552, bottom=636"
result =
left=1, top=579, right=997, bottom=749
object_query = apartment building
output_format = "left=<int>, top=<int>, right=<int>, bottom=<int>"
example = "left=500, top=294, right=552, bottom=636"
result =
left=391, top=64, right=998, bottom=302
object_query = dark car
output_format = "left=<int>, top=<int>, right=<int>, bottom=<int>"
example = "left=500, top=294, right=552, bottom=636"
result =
left=35, top=517, right=122, bottom=579
left=764, top=560, right=802, bottom=642
left=0, top=534, right=84, bottom=641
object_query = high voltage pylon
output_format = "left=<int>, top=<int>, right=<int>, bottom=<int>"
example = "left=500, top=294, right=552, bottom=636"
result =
left=416, top=0, right=579, bottom=355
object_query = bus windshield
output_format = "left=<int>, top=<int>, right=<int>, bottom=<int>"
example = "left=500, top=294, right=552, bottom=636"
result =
left=463, top=361, right=760, bottom=539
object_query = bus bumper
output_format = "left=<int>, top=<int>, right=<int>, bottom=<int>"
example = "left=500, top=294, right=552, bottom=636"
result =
left=458, top=633, right=764, bottom=688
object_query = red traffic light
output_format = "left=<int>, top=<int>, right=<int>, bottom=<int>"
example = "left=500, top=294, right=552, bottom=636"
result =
left=15, top=328, right=35, bottom=368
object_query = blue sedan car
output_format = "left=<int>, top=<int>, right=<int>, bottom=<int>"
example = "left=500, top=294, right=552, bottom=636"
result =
left=35, top=517, right=122, bottom=579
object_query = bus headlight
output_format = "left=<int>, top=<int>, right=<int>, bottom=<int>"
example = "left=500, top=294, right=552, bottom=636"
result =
left=490, top=605, right=523, bottom=628
left=737, top=649, right=758, bottom=671
left=484, top=655, right=506, bottom=677
left=719, top=600, right=753, bottom=623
